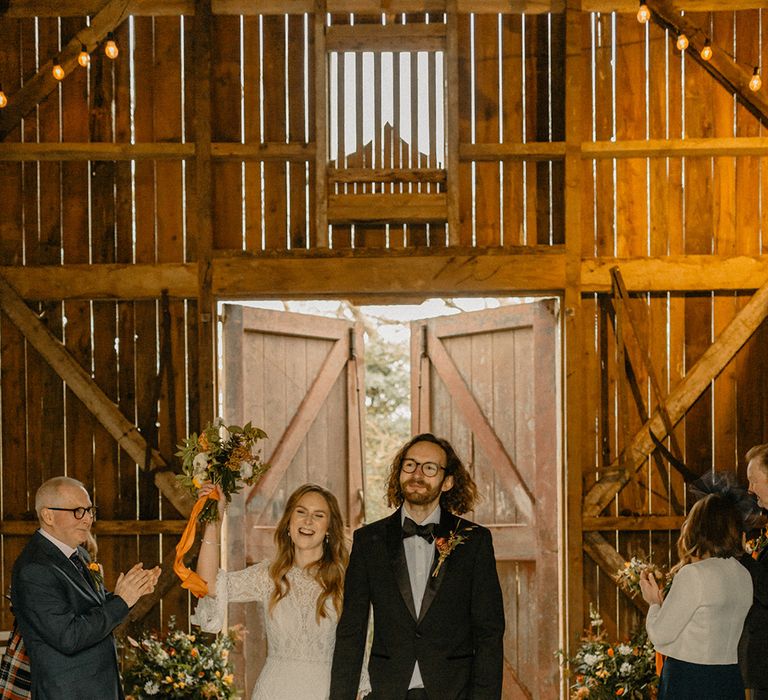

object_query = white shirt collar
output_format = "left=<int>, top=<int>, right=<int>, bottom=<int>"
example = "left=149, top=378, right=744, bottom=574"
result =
left=38, top=527, right=78, bottom=559
left=401, top=503, right=441, bottom=526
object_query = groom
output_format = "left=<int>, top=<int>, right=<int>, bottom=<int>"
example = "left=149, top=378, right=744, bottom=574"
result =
left=330, top=433, right=504, bottom=700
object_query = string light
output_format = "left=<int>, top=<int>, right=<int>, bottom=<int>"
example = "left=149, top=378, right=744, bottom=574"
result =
left=700, top=40, right=712, bottom=62
left=676, top=34, right=688, bottom=51
left=637, top=3, right=651, bottom=24
left=52, top=63, right=65, bottom=81
left=750, top=66, right=762, bottom=92
left=104, top=33, right=119, bottom=60
left=0, top=86, right=7, bottom=109
left=77, top=44, right=90, bottom=68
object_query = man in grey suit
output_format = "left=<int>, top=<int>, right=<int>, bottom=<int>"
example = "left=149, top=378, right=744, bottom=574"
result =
left=11, top=476, right=160, bottom=699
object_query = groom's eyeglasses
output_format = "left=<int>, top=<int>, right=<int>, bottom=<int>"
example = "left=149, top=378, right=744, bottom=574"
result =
left=46, top=506, right=97, bottom=520
left=401, top=459, right=446, bottom=478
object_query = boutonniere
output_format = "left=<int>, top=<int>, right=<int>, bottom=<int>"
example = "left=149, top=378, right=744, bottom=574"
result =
left=88, top=561, right=104, bottom=589
left=746, top=527, right=768, bottom=560
left=432, top=525, right=474, bottom=577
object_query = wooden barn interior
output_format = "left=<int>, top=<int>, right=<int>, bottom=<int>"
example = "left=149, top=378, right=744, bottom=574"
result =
left=1, top=0, right=768, bottom=697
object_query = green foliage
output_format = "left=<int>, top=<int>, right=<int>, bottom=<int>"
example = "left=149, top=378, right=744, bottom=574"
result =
left=123, top=619, right=242, bottom=699
left=176, top=420, right=269, bottom=523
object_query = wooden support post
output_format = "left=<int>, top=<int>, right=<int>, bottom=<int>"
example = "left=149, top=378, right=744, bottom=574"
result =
left=445, top=0, right=460, bottom=245
left=314, top=0, right=329, bottom=247
left=193, top=0, right=216, bottom=427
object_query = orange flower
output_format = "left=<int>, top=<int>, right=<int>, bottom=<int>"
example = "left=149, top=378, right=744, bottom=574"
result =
left=607, top=647, right=614, bottom=657
left=616, top=689, right=624, bottom=696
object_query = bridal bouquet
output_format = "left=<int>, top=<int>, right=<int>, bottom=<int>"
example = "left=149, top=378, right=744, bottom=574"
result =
left=561, top=606, right=658, bottom=699
left=122, top=618, right=243, bottom=699
left=176, top=420, right=269, bottom=524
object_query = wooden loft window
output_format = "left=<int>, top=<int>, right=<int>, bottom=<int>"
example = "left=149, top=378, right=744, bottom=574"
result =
left=324, top=22, right=448, bottom=226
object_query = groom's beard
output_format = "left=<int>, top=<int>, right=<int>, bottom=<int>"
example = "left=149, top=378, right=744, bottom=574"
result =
left=402, top=478, right=443, bottom=506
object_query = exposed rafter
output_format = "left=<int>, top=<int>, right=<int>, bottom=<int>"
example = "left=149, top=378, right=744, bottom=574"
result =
left=0, top=0, right=131, bottom=140
left=648, top=0, right=768, bottom=128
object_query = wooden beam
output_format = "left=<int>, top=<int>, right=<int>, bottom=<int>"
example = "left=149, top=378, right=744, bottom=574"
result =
left=0, top=519, right=187, bottom=535
left=582, top=515, right=684, bottom=531
left=648, top=1, right=768, bottom=128
left=314, top=3, right=329, bottom=247
left=0, top=0, right=566, bottom=18
left=326, top=24, right=446, bottom=52
left=583, top=532, right=648, bottom=614
left=0, top=0, right=132, bottom=140
left=584, top=274, right=768, bottom=516
left=582, top=255, right=768, bottom=292
left=327, top=193, right=447, bottom=224
left=4, top=254, right=768, bottom=301
left=446, top=0, right=460, bottom=245
left=327, top=168, right=446, bottom=184
left=0, top=142, right=314, bottom=162
left=0, top=273, right=194, bottom=516
left=583, top=136, right=768, bottom=160
left=461, top=142, right=566, bottom=161
left=6, top=0, right=764, bottom=18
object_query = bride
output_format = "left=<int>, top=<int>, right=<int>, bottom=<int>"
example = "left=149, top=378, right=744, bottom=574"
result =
left=192, top=482, right=353, bottom=700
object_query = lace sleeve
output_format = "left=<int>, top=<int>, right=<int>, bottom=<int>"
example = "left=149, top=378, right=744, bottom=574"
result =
left=191, top=561, right=272, bottom=633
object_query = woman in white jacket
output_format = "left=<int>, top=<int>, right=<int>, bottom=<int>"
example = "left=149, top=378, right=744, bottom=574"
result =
left=640, top=493, right=753, bottom=699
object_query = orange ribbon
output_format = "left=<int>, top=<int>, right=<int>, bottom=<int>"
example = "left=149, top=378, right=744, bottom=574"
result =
left=655, top=651, right=665, bottom=676
left=173, top=491, right=219, bottom=598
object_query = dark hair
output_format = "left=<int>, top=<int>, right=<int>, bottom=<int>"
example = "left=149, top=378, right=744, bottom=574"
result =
left=673, top=493, right=743, bottom=573
left=747, top=443, right=768, bottom=476
left=269, top=483, right=348, bottom=621
left=385, top=433, right=478, bottom=515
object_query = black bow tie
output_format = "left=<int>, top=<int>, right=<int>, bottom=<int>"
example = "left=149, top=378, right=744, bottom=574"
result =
left=402, top=517, right=436, bottom=543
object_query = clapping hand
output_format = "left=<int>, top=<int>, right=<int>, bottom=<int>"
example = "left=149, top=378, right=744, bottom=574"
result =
left=639, top=568, right=664, bottom=607
left=114, top=563, right=162, bottom=608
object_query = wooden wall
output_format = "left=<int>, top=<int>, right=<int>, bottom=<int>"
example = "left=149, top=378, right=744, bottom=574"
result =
left=1, top=0, right=768, bottom=688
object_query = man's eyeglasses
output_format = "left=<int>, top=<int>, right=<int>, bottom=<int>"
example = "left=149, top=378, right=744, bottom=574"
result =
left=401, top=459, right=446, bottom=478
left=46, top=506, right=97, bottom=520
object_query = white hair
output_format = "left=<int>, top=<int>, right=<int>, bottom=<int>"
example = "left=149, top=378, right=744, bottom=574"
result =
left=35, top=476, right=88, bottom=518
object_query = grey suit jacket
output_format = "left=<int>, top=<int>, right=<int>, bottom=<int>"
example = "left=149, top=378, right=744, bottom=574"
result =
left=11, top=531, right=129, bottom=700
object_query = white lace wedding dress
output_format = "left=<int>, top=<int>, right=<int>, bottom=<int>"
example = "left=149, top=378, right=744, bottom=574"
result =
left=192, top=561, right=344, bottom=700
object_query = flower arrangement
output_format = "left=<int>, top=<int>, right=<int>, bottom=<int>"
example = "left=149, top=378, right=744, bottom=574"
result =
left=122, top=618, right=243, bottom=699
left=88, top=560, right=104, bottom=590
left=176, top=420, right=269, bottom=524
left=562, top=605, right=658, bottom=699
left=432, top=525, right=474, bottom=577
left=745, top=526, right=768, bottom=560
left=615, top=556, right=670, bottom=598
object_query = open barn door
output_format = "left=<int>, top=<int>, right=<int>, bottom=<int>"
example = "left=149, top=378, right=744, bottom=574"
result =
left=411, top=300, right=561, bottom=699
left=219, top=304, right=365, bottom=695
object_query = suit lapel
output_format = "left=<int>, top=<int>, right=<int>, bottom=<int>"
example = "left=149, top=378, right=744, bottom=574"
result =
left=37, top=534, right=102, bottom=602
left=417, top=510, right=458, bottom=624
left=386, top=510, right=418, bottom=622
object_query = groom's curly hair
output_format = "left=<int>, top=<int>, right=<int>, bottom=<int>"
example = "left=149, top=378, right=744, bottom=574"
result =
left=385, top=433, right=478, bottom=515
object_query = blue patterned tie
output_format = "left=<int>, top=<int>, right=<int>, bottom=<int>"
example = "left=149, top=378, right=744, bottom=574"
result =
left=69, top=552, right=94, bottom=588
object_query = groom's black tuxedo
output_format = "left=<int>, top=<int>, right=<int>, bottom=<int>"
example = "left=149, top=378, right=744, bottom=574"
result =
left=11, top=531, right=130, bottom=700
left=330, top=508, right=504, bottom=700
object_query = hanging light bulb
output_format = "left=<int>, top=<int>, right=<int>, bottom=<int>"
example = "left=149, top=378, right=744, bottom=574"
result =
left=637, top=2, right=651, bottom=24
left=77, top=44, right=90, bottom=68
left=676, top=34, right=688, bottom=51
left=52, top=63, right=65, bottom=81
left=0, top=86, right=7, bottom=109
left=750, top=66, right=762, bottom=92
left=104, top=33, right=119, bottom=60
left=700, top=40, right=712, bottom=62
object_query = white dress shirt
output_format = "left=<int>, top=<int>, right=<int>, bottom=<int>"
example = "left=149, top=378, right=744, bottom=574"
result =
left=646, top=556, right=752, bottom=664
left=402, top=504, right=441, bottom=690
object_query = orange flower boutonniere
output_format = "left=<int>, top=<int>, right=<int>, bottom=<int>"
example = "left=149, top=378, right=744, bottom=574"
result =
left=432, top=525, right=474, bottom=578
left=88, top=561, right=104, bottom=589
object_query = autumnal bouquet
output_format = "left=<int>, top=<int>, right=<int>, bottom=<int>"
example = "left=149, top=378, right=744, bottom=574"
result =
left=176, top=420, right=269, bottom=524
left=561, top=606, right=658, bottom=700
left=615, top=557, right=670, bottom=598
left=122, top=618, right=243, bottom=699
